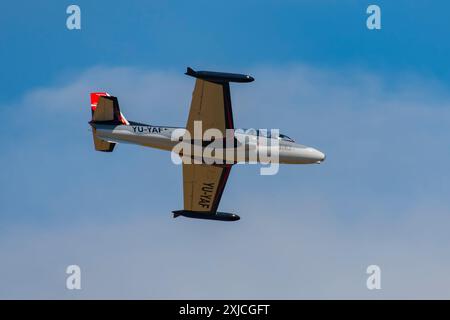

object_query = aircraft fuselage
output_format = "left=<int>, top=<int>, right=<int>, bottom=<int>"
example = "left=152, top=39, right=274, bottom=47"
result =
left=91, top=122, right=326, bottom=165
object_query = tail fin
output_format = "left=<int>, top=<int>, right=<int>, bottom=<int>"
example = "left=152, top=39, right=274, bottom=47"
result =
left=90, top=92, right=109, bottom=115
left=90, top=92, right=129, bottom=125
left=89, top=92, right=129, bottom=152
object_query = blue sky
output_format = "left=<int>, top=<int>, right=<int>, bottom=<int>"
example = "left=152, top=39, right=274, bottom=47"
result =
left=2, top=1, right=450, bottom=102
left=1, top=1, right=450, bottom=298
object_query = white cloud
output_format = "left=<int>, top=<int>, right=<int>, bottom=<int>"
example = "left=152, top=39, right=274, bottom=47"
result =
left=1, top=65, right=450, bottom=299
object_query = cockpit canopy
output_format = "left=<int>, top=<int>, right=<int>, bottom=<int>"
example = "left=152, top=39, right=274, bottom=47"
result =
left=278, top=133, right=295, bottom=143
left=240, top=129, right=295, bottom=143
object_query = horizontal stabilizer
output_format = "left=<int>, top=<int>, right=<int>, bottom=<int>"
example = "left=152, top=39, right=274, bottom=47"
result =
left=92, top=132, right=115, bottom=152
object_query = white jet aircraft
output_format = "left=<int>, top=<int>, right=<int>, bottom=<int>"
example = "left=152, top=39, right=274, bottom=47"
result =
left=89, top=67, right=325, bottom=221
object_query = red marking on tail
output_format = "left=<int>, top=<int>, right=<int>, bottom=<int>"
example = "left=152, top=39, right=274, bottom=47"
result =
left=90, top=92, right=110, bottom=111
left=89, top=92, right=129, bottom=125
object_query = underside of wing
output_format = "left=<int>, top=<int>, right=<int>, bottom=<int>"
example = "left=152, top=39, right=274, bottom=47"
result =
left=182, top=163, right=231, bottom=213
left=173, top=68, right=254, bottom=221
left=184, top=66, right=254, bottom=134
left=186, top=79, right=233, bottom=134
left=172, top=163, right=239, bottom=221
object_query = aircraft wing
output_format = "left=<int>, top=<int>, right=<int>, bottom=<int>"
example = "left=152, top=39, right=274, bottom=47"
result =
left=185, top=77, right=234, bottom=134
left=182, top=163, right=231, bottom=213
left=184, top=66, right=253, bottom=133
left=173, top=67, right=254, bottom=221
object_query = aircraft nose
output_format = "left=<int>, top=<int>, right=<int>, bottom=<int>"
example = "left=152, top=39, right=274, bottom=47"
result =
left=312, top=148, right=326, bottom=163
left=289, top=145, right=326, bottom=164
left=318, top=151, right=326, bottom=162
